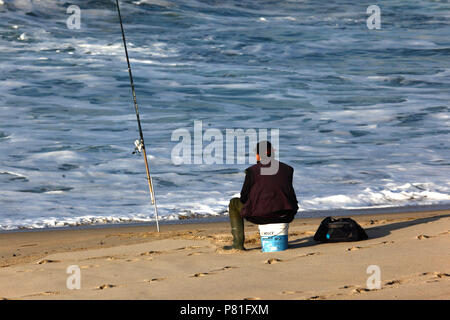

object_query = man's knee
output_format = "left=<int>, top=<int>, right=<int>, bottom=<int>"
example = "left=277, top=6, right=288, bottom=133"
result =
left=229, top=197, right=242, bottom=211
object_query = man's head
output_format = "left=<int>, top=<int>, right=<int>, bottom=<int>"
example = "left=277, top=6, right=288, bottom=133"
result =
left=256, top=140, right=274, bottom=162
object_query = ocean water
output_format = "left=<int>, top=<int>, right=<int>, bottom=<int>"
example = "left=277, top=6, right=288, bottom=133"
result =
left=0, top=0, right=449, bottom=230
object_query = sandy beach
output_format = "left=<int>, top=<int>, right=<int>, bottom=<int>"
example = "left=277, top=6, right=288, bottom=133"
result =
left=0, top=210, right=449, bottom=300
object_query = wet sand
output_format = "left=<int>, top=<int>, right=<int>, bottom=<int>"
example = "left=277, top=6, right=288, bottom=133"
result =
left=0, top=210, right=449, bottom=300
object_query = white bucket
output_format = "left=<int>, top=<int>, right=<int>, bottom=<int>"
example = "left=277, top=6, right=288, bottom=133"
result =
left=258, top=223, right=289, bottom=252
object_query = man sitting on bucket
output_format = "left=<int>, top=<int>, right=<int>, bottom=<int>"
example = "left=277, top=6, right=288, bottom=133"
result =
left=226, top=141, right=299, bottom=250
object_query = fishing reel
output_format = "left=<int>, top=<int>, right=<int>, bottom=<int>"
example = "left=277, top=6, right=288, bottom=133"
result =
left=132, top=139, right=144, bottom=154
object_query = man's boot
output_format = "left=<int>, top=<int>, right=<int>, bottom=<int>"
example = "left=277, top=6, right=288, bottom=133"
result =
left=224, top=198, right=245, bottom=250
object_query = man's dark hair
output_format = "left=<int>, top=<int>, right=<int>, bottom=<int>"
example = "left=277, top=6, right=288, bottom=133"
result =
left=256, top=141, right=273, bottom=157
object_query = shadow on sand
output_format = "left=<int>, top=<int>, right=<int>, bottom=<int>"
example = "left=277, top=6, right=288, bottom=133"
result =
left=287, top=213, right=450, bottom=250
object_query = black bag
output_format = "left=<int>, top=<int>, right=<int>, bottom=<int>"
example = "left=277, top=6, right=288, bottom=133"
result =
left=313, top=217, right=368, bottom=242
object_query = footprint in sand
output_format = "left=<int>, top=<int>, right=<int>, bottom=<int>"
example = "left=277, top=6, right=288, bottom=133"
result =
left=23, top=291, right=59, bottom=298
left=192, top=266, right=236, bottom=277
left=423, top=272, right=450, bottom=284
left=140, top=250, right=162, bottom=256
left=187, top=252, right=203, bottom=256
left=192, top=272, right=209, bottom=278
left=339, top=285, right=355, bottom=289
left=218, top=266, right=236, bottom=271
left=385, top=279, right=403, bottom=286
left=306, top=252, right=319, bottom=256
left=105, top=256, right=121, bottom=261
left=264, top=253, right=319, bottom=264
left=145, top=278, right=166, bottom=283
left=175, top=246, right=204, bottom=251
left=434, top=272, right=450, bottom=279
left=347, top=246, right=363, bottom=251
left=417, top=234, right=431, bottom=240
left=417, top=231, right=449, bottom=240
left=36, top=259, right=60, bottom=265
left=347, top=241, right=394, bottom=251
left=366, top=219, right=388, bottom=226
left=307, top=295, right=326, bottom=300
left=96, top=284, right=116, bottom=290
left=265, top=258, right=283, bottom=264
left=352, top=288, right=374, bottom=294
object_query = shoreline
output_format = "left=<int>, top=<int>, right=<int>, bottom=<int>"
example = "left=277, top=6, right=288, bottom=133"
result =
left=0, top=208, right=449, bottom=299
left=1, top=203, right=449, bottom=235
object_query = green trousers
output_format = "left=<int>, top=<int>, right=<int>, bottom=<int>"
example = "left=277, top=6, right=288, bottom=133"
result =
left=226, top=197, right=245, bottom=250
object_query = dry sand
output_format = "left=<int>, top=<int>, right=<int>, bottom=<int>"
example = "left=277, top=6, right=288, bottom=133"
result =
left=0, top=210, right=449, bottom=300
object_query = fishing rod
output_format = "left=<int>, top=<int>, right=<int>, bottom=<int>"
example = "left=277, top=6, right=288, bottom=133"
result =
left=115, top=0, right=160, bottom=232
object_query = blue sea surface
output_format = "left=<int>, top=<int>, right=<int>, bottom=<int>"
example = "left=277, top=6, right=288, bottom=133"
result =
left=0, top=0, right=449, bottom=230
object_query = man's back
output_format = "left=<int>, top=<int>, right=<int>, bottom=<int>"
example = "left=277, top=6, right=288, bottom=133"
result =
left=240, top=160, right=298, bottom=224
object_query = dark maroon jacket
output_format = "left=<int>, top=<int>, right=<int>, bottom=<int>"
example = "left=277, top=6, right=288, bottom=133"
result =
left=240, top=160, right=298, bottom=224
